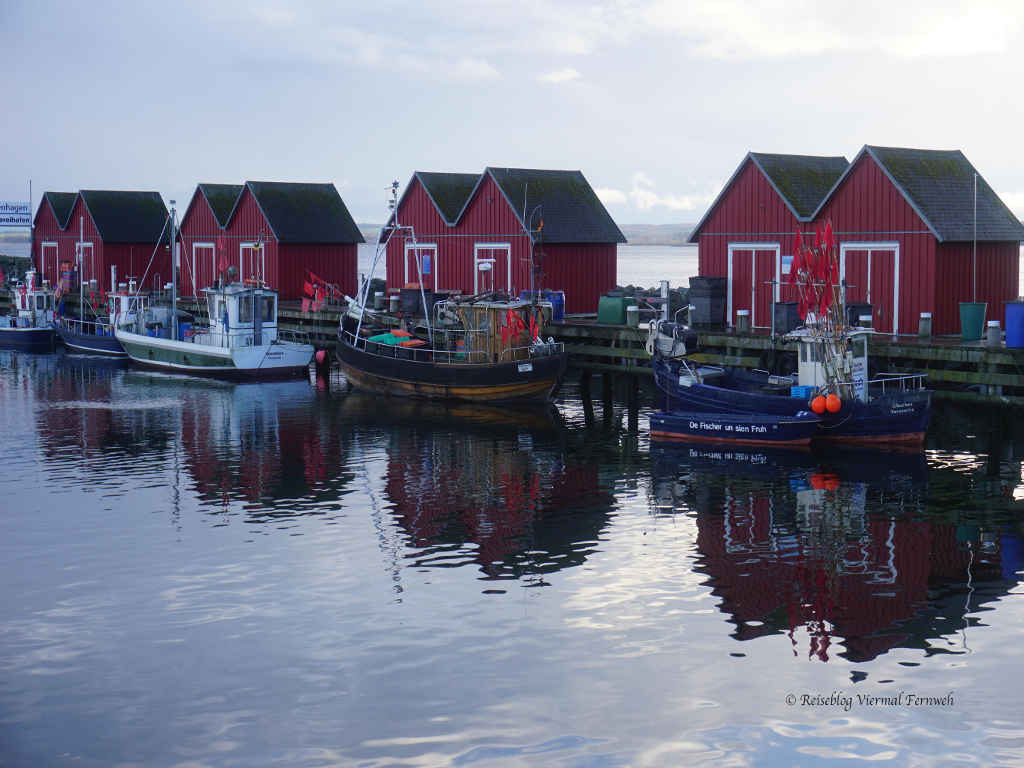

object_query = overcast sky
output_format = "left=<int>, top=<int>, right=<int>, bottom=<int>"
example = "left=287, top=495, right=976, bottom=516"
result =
left=4, top=0, right=1024, bottom=226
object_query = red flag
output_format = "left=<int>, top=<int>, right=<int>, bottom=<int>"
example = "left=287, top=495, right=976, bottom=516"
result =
left=814, top=223, right=823, bottom=253
left=301, top=298, right=310, bottom=313
left=529, top=313, right=539, bottom=340
left=304, top=281, right=314, bottom=297
left=823, top=219, right=834, bottom=253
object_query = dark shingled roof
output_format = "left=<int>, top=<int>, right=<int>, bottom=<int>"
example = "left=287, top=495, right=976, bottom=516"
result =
left=486, top=167, right=626, bottom=244
left=198, top=183, right=243, bottom=228
left=688, top=152, right=849, bottom=242
left=416, top=172, right=479, bottom=224
left=860, top=146, right=1024, bottom=242
left=79, top=190, right=169, bottom=243
left=44, top=192, right=77, bottom=229
left=750, top=153, right=849, bottom=219
left=246, top=182, right=364, bottom=244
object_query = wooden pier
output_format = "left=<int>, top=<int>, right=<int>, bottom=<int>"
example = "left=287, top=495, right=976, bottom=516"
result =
left=7, top=290, right=1024, bottom=405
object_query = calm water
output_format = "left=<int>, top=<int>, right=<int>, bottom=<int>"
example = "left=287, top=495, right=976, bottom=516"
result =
left=2, top=352, right=1024, bottom=766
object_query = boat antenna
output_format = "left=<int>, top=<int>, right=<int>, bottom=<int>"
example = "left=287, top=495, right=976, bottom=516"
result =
left=355, top=181, right=399, bottom=340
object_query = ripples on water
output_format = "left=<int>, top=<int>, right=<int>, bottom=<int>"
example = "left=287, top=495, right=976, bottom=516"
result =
left=1, top=351, right=1023, bottom=766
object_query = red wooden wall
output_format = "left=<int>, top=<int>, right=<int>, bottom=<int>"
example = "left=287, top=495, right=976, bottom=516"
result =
left=387, top=175, right=618, bottom=314
left=934, top=242, right=1019, bottom=335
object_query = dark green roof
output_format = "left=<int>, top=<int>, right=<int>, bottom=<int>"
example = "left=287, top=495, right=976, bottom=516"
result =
left=246, top=182, right=364, bottom=244
left=198, top=183, right=243, bottom=227
left=44, top=192, right=77, bottom=229
left=416, top=172, right=479, bottom=224
left=486, top=167, right=626, bottom=244
left=863, top=146, right=1024, bottom=242
left=750, top=153, right=849, bottom=219
left=80, top=190, right=169, bottom=243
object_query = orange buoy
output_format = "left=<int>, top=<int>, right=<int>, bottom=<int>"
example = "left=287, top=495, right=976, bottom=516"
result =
left=811, top=395, right=826, bottom=414
left=825, top=393, right=842, bottom=413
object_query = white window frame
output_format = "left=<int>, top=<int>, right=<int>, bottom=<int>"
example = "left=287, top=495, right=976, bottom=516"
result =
left=192, top=242, right=215, bottom=294
left=404, top=242, right=438, bottom=287
left=240, top=241, right=264, bottom=284
left=41, top=242, right=58, bottom=285
left=76, top=242, right=95, bottom=284
left=727, top=242, right=780, bottom=328
left=473, top=242, right=512, bottom=295
left=839, top=241, right=900, bottom=335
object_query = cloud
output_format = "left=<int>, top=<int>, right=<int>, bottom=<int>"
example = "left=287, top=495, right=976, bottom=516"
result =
left=538, top=67, right=581, bottom=83
left=454, top=57, right=500, bottom=80
left=595, top=187, right=627, bottom=205
left=629, top=173, right=712, bottom=212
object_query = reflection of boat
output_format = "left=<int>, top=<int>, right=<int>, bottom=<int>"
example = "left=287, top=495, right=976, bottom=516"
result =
left=115, top=204, right=314, bottom=379
left=335, top=182, right=567, bottom=402
left=0, top=269, right=56, bottom=352
left=650, top=409, right=819, bottom=446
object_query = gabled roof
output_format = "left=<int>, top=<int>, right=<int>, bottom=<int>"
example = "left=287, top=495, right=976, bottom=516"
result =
left=688, top=152, right=848, bottom=242
left=485, top=167, right=626, bottom=244
left=79, top=190, right=169, bottom=243
left=43, top=192, right=77, bottom=229
left=198, top=183, right=243, bottom=228
left=415, top=172, right=480, bottom=225
left=814, top=146, right=1024, bottom=243
left=244, top=181, right=364, bottom=244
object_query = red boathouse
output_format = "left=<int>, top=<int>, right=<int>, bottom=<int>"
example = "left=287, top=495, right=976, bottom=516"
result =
left=384, top=167, right=626, bottom=315
left=691, top=146, right=1024, bottom=335
left=32, top=190, right=171, bottom=294
left=177, top=181, right=363, bottom=301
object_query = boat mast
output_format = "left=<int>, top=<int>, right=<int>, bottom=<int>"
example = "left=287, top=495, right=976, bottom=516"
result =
left=79, top=215, right=84, bottom=323
left=169, top=201, right=177, bottom=341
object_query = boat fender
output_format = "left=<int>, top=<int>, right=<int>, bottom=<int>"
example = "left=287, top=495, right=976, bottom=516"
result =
left=825, top=394, right=842, bottom=413
left=811, top=395, right=826, bottom=415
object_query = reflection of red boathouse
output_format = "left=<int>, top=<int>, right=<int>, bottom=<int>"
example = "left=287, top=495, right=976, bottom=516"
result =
left=694, top=483, right=1012, bottom=662
left=384, top=427, right=614, bottom=577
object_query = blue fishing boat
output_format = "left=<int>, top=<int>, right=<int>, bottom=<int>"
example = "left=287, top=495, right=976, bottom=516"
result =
left=648, top=221, right=931, bottom=446
left=55, top=285, right=149, bottom=357
left=650, top=410, right=820, bottom=446
left=0, top=269, right=56, bottom=352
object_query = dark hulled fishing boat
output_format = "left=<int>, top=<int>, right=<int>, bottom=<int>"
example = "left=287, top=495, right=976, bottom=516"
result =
left=335, top=182, right=567, bottom=403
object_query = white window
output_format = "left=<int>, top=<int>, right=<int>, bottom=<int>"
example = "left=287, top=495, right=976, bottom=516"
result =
left=473, top=243, right=512, bottom=294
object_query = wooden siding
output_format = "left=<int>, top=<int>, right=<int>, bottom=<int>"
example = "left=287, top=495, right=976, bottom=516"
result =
left=813, top=154, right=935, bottom=336
left=934, top=242, right=1019, bottom=335
left=32, top=200, right=71, bottom=288
left=227, top=189, right=279, bottom=289
left=388, top=175, right=616, bottom=314
left=278, top=243, right=358, bottom=300
left=177, top=187, right=225, bottom=297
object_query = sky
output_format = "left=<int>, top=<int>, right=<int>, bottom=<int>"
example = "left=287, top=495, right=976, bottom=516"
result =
left=3, top=0, right=1024, bottom=226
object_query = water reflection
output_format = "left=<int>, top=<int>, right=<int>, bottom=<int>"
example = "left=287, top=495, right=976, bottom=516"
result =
left=650, top=441, right=1024, bottom=663
left=337, top=394, right=616, bottom=581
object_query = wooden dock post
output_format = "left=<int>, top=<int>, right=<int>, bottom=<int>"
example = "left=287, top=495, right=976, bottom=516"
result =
left=580, top=370, right=594, bottom=423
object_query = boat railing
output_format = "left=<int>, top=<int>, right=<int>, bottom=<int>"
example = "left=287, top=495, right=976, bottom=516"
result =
left=277, top=328, right=311, bottom=345
left=59, top=316, right=112, bottom=336
left=342, top=327, right=562, bottom=365
left=869, top=372, right=928, bottom=395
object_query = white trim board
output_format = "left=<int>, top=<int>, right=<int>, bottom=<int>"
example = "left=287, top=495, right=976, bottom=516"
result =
left=839, top=241, right=900, bottom=335
left=192, top=242, right=215, bottom=294
left=727, top=242, right=780, bottom=328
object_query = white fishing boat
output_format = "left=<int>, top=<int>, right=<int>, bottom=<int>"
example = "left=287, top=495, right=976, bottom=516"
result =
left=0, top=269, right=57, bottom=352
left=114, top=201, right=314, bottom=378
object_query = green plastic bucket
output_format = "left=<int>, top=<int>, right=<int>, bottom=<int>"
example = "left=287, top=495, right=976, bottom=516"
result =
left=959, top=302, right=988, bottom=341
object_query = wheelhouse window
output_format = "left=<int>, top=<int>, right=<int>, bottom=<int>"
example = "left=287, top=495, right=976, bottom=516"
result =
left=261, top=295, right=275, bottom=323
left=36, top=295, right=46, bottom=310
left=238, top=295, right=253, bottom=323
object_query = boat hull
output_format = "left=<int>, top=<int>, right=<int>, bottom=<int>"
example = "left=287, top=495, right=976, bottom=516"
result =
left=653, top=359, right=931, bottom=445
left=650, top=410, right=820, bottom=446
left=56, top=323, right=126, bottom=356
left=0, top=327, right=56, bottom=352
left=116, top=330, right=313, bottom=379
left=336, top=338, right=567, bottom=403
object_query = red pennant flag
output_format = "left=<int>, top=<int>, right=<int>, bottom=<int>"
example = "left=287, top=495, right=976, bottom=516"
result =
left=823, top=219, right=834, bottom=253
left=301, top=298, right=310, bottom=313
left=529, top=313, right=539, bottom=340
left=304, top=281, right=314, bottom=297
left=814, top=223, right=823, bottom=253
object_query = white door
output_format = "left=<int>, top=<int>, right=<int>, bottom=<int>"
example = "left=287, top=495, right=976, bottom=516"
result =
left=473, top=243, right=511, bottom=294
left=41, top=242, right=58, bottom=287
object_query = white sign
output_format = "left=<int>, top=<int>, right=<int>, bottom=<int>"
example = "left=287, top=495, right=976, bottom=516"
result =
left=0, top=201, right=31, bottom=227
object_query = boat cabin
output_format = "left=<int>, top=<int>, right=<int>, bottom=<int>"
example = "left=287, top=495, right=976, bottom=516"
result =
left=108, top=280, right=149, bottom=328
left=198, top=283, right=280, bottom=348
left=2, top=270, right=56, bottom=329
left=432, top=298, right=545, bottom=364
left=793, top=327, right=869, bottom=402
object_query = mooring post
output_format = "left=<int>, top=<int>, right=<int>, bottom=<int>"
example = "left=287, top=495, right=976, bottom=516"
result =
left=580, top=370, right=594, bottom=423
left=627, top=374, right=639, bottom=433
left=602, top=372, right=614, bottom=422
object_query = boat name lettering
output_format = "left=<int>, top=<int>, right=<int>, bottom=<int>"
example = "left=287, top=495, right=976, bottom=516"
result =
left=689, top=420, right=767, bottom=434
